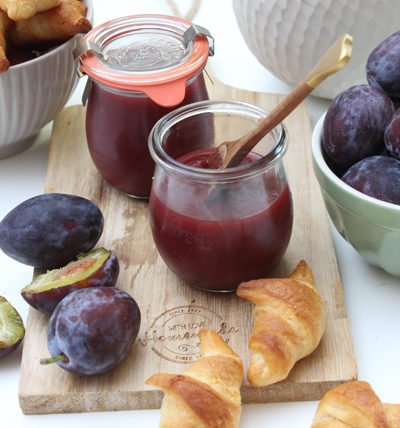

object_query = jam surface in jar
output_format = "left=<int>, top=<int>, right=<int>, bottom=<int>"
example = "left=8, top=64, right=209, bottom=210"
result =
left=85, top=73, right=209, bottom=198
left=149, top=149, right=293, bottom=291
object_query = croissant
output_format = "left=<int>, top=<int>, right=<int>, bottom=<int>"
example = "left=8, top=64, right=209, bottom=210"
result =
left=0, top=9, right=10, bottom=71
left=311, top=380, right=400, bottom=427
left=9, top=0, right=91, bottom=48
left=146, top=328, right=244, bottom=428
left=0, top=0, right=60, bottom=21
left=236, top=260, right=325, bottom=386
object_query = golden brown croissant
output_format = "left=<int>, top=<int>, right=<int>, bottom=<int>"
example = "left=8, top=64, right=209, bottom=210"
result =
left=236, top=260, right=325, bottom=387
left=146, top=328, right=244, bottom=428
left=9, top=0, right=91, bottom=47
left=311, top=380, right=400, bottom=427
left=0, top=0, right=60, bottom=21
left=385, top=404, right=400, bottom=427
left=0, top=9, right=10, bottom=71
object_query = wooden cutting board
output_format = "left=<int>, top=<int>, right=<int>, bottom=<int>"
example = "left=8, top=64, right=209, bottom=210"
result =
left=18, top=76, right=357, bottom=415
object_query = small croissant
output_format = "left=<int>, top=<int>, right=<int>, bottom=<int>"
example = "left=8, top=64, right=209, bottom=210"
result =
left=0, top=0, right=60, bottom=21
left=146, top=328, right=244, bottom=428
left=237, top=260, right=325, bottom=386
left=9, top=0, right=91, bottom=48
left=311, top=380, right=400, bottom=427
left=0, top=9, right=11, bottom=71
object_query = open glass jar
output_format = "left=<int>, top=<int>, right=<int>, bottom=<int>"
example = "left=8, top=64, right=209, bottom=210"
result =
left=75, top=15, right=213, bottom=198
left=149, top=101, right=293, bottom=292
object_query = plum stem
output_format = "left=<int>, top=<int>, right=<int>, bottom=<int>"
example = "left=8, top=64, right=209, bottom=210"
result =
left=40, top=353, right=68, bottom=365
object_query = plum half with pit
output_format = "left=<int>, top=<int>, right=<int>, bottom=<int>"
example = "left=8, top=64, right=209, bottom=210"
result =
left=0, top=193, right=104, bottom=269
left=342, top=156, right=400, bottom=205
left=41, top=287, right=141, bottom=376
left=21, top=248, right=119, bottom=315
left=0, top=296, right=25, bottom=360
left=322, top=84, right=394, bottom=169
left=367, top=31, right=400, bottom=102
left=384, top=108, right=400, bottom=160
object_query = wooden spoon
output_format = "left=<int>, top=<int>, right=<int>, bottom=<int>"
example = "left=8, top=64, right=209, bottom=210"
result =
left=207, top=34, right=353, bottom=169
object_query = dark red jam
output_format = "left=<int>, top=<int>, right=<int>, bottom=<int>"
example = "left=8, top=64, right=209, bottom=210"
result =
left=85, top=72, right=209, bottom=198
left=149, top=149, right=293, bottom=291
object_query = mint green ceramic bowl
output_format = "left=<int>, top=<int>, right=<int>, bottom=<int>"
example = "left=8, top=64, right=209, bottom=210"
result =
left=312, top=113, right=400, bottom=277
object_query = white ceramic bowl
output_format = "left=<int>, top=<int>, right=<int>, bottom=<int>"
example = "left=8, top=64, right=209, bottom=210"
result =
left=312, top=113, right=400, bottom=277
left=0, top=0, right=93, bottom=159
left=233, top=0, right=400, bottom=99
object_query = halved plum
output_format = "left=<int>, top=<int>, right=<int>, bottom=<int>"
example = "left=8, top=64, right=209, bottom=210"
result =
left=0, top=296, right=25, bottom=360
left=21, top=247, right=119, bottom=315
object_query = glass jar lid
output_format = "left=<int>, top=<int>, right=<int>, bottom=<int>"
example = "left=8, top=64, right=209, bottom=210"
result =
left=75, top=14, right=213, bottom=106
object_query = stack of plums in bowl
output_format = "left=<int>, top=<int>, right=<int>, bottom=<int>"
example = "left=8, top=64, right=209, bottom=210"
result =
left=0, top=0, right=93, bottom=159
left=312, top=31, right=400, bottom=277
left=0, top=193, right=141, bottom=376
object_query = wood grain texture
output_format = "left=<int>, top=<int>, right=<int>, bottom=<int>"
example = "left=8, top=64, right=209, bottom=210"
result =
left=18, top=77, right=357, bottom=415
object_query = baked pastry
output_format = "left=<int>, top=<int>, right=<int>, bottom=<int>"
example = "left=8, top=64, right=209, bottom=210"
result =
left=311, top=380, right=400, bottom=427
left=0, top=9, right=10, bottom=71
left=236, top=260, right=325, bottom=386
left=9, top=0, right=91, bottom=47
left=146, top=328, right=244, bottom=428
left=385, top=404, right=400, bottom=427
left=0, top=0, right=60, bottom=21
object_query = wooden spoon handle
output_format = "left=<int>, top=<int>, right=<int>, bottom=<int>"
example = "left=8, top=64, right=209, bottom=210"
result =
left=208, top=34, right=353, bottom=169
left=217, top=82, right=314, bottom=167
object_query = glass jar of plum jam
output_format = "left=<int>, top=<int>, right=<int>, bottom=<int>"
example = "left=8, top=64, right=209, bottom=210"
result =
left=76, top=15, right=213, bottom=198
left=148, top=101, right=293, bottom=292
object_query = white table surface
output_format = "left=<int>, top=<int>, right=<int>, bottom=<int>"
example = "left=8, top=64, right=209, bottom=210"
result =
left=1, top=1, right=400, bottom=426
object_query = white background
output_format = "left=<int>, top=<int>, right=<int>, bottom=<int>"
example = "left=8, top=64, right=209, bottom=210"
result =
left=1, top=1, right=400, bottom=426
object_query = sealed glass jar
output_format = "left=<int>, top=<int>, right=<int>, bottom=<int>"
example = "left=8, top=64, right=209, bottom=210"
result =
left=75, top=15, right=213, bottom=198
left=148, top=101, right=293, bottom=292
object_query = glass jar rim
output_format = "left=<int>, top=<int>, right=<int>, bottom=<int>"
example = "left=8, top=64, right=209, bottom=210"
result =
left=78, top=14, right=210, bottom=90
left=149, top=100, right=288, bottom=181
